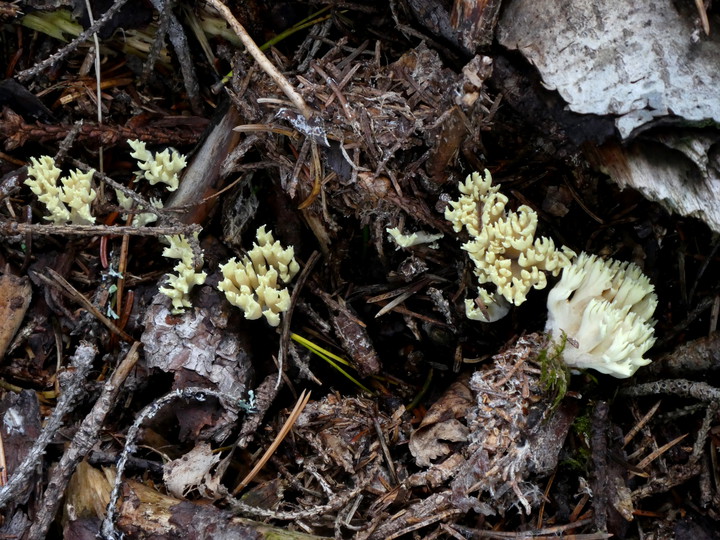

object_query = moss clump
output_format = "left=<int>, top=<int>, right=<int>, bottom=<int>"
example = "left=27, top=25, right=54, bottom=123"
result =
left=538, top=331, right=571, bottom=410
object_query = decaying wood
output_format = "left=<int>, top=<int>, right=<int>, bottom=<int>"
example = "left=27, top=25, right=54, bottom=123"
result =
left=450, top=0, right=502, bottom=51
left=587, top=140, right=720, bottom=235
left=165, top=104, right=241, bottom=224
left=116, top=481, right=329, bottom=539
left=67, top=463, right=328, bottom=539
left=498, top=0, right=720, bottom=138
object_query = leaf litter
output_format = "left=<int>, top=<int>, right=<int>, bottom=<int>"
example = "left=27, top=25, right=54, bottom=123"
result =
left=0, top=2, right=719, bottom=539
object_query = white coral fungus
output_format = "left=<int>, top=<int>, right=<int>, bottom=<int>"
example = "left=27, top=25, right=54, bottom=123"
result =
left=218, top=226, right=300, bottom=327
left=25, top=156, right=96, bottom=225
left=128, top=139, right=186, bottom=191
left=159, top=233, right=207, bottom=313
left=545, top=252, right=658, bottom=378
left=445, top=170, right=575, bottom=321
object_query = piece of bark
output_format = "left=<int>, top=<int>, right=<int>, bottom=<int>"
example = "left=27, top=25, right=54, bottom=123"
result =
left=450, top=0, right=502, bottom=51
left=141, top=286, right=253, bottom=400
left=498, top=0, right=720, bottom=138
left=587, top=138, right=720, bottom=234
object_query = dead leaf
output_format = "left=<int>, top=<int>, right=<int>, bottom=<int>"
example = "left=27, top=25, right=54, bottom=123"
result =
left=409, top=377, right=474, bottom=467
left=163, top=442, right=222, bottom=500
left=0, top=272, right=32, bottom=360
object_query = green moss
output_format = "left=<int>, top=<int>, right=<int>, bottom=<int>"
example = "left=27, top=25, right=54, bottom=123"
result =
left=539, top=331, right=571, bottom=410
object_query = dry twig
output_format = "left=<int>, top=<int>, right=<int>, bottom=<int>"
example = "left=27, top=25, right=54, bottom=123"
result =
left=204, top=0, right=314, bottom=120
left=27, top=342, right=141, bottom=540
left=0, top=342, right=97, bottom=510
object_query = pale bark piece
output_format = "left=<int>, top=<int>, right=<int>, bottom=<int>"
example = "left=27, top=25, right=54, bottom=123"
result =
left=586, top=137, right=720, bottom=234
left=498, top=0, right=720, bottom=139
left=141, top=289, right=253, bottom=398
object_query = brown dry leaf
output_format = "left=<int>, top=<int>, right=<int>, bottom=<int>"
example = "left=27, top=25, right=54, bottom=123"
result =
left=64, top=461, right=112, bottom=523
left=0, top=272, right=32, bottom=360
left=163, top=442, right=222, bottom=500
left=409, top=377, right=474, bottom=467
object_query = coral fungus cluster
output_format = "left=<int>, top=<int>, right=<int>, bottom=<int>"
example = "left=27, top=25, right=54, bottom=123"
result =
left=445, top=170, right=575, bottom=322
left=545, top=252, right=658, bottom=378
left=158, top=233, right=208, bottom=314
left=25, top=156, right=96, bottom=225
left=217, top=226, right=300, bottom=327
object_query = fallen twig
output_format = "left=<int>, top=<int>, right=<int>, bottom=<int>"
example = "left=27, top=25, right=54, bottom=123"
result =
left=204, top=0, right=314, bottom=120
left=15, top=0, right=130, bottom=82
left=0, top=342, right=97, bottom=510
left=0, top=221, right=200, bottom=239
left=34, top=268, right=133, bottom=343
left=27, top=342, right=141, bottom=540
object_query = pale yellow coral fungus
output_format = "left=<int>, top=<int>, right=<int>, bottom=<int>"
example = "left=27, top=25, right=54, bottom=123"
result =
left=386, top=227, right=444, bottom=248
left=445, top=170, right=575, bottom=321
left=546, top=252, right=657, bottom=378
left=158, top=233, right=207, bottom=313
left=218, top=226, right=300, bottom=327
left=128, top=139, right=186, bottom=191
left=25, top=156, right=96, bottom=225
left=115, top=189, right=163, bottom=227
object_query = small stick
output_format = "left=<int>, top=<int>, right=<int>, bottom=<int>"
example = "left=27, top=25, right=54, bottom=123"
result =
left=277, top=250, right=320, bottom=388
left=0, top=221, right=200, bottom=239
left=36, top=268, right=133, bottom=342
left=205, top=0, right=314, bottom=120
left=16, top=0, right=131, bottom=82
